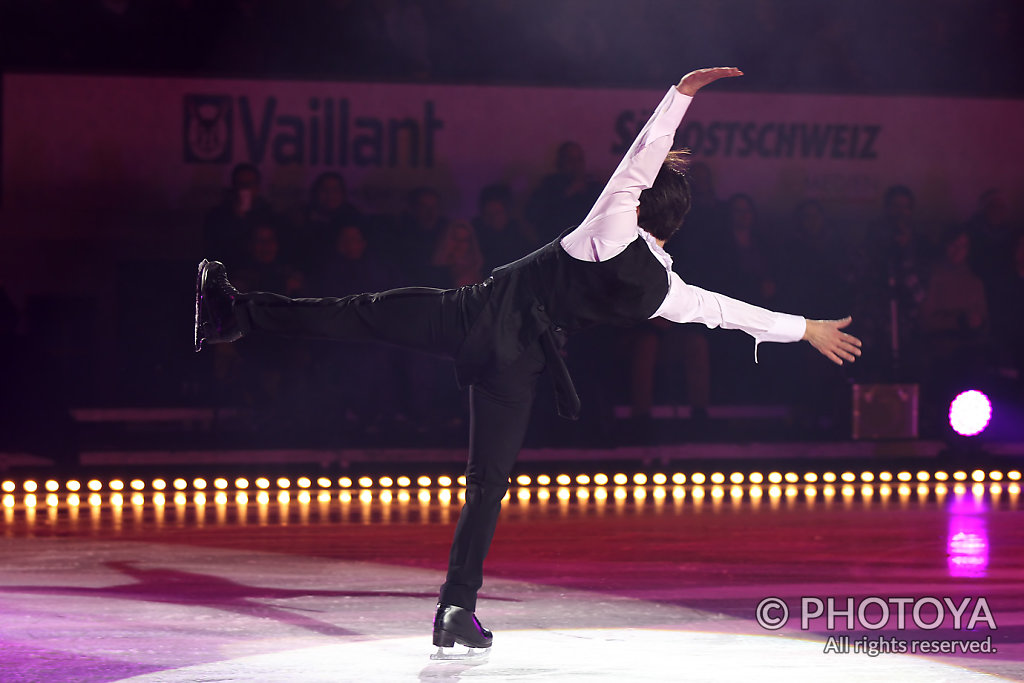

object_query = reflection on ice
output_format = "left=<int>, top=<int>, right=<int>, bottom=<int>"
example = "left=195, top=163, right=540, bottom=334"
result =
left=947, top=494, right=989, bottom=578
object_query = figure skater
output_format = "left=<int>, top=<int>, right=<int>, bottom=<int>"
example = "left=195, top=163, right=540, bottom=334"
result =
left=194, top=67, right=862, bottom=655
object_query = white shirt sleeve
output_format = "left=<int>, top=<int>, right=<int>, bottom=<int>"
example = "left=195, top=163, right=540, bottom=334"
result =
left=561, top=87, right=693, bottom=262
left=653, top=271, right=807, bottom=358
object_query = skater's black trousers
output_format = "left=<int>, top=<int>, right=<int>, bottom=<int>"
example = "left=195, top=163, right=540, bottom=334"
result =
left=237, top=286, right=544, bottom=612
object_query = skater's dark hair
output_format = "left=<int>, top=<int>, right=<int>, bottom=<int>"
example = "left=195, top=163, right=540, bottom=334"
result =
left=638, top=150, right=691, bottom=243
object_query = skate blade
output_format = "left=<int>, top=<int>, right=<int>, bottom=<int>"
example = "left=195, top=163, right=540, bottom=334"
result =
left=429, top=644, right=491, bottom=661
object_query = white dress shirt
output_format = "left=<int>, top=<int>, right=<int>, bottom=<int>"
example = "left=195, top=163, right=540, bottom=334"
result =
left=560, top=86, right=806, bottom=356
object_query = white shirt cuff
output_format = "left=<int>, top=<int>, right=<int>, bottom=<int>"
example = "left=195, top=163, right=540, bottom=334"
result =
left=758, top=314, right=806, bottom=344
left=753, top=314, right=806, bottom=363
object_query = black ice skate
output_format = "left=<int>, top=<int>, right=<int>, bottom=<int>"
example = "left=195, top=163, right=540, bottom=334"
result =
left=430, top=603, right=492, bottom=660
left=194, top=259, right=244, bottom=352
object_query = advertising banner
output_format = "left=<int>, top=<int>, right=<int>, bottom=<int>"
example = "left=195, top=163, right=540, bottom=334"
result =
left=3, top=74, right=1022, bottom=227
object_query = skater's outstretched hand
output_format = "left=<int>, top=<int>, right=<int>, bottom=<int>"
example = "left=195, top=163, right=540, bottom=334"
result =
left=803, top=317, right=863, bottom=365
left=677, top=67, right=744, bottom=96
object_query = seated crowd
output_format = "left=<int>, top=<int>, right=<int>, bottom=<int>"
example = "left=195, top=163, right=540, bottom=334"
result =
left=202, top=158, right=1023, bottom=442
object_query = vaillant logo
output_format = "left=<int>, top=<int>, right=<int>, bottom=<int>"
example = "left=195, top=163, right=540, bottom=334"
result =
left=181, top=93, right=444, bottom=168
left=183, top=95, right=234, bottom=163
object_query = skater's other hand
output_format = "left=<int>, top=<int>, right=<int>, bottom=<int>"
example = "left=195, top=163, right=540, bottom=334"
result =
left=677, top=67, right=743, bottom=96
left=803, top=316, right=862, bottom=366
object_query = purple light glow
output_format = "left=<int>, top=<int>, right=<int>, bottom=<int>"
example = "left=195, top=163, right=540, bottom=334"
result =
left=947, top=512, right=989, bottom=578
left=948, top=390, right=992, bottom=437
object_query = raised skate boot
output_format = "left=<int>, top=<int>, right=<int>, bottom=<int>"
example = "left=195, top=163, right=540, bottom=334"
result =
left=194, top=259, right=244, bottom=351
left=430, top=603, right=492, bottom=660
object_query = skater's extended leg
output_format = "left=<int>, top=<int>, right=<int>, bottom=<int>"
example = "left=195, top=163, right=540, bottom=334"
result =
left=195, top=259, right=481, bottom=357
left=237, top=287, right=471, bottom=358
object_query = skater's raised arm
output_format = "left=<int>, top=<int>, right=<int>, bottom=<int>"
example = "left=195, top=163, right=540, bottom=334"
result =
left=562, top=68, right=742, bottom=260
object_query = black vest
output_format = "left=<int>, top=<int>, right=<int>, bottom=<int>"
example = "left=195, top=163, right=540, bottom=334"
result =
left=455, top=233, right=669, bottom=419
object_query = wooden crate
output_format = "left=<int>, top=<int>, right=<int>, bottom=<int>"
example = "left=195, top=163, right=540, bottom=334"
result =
left=852, top=384, right=919, bottom=440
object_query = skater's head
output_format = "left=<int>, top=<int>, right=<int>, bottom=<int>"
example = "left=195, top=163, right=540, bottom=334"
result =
left=638, top=150, right=691, bottom=243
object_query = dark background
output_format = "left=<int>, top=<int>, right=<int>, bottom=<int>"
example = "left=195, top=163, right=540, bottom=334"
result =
left=1, top=0, right=1021, bottom=96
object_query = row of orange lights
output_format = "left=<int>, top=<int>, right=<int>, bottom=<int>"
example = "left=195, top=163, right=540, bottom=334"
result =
left=2, top=481, right=1019, bottom=511
left=1, top=469, right=1021, bottom=494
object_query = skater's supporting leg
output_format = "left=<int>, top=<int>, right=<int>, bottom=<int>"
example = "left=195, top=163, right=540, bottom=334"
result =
left=439, top=340, right=545, bottom=611
left=238, top=286, right=477, bottom=358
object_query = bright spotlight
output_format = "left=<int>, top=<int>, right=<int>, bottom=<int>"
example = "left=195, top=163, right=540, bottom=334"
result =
left=949, top=390, right=992, bottom=437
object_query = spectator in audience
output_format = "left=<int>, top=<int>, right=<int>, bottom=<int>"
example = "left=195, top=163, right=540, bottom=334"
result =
left=473, top=184, right=535, bottom=273
left=232, top=223, right=304, bottom=297
left=987, top=231, right=1024, bottom=385
left=853, top=184, right=929, bottom=381
left=432, top=220, right=485, bottom=288
left=718, top=193, right=778, bottom=304
left=382, top=193, right=465, bottom=433
left=316, top=223, right=400, bottom=433
left=918, top=226, right=991, bottom=433
left=526, top=141, right=602, bottom=242
left=203, top=162, right=276, bottom=266
left=627, top=164, right=728, bottom=429
left=966, top=189, right=1017, bottom=293
left=713, top=193, right=780, bottom=402
left=779, top=199, right=853, bottom=436
left=665, top=161, right=727, bottom=288
left=390, top=217, right=480, bottom=435
left=629, top=162, right=726, bottom=428
left=319, top=224, right=397, bottom=296
left=920, top=227, right=989, bottom=354
left=286, top=171, right=362, bottom=279
left=626, top=316, right=711, bottom=431
left=782, top=200, right=853, bottom=317
left=388, top=186, right=449, bottom=286
left=223, top=223, right=307, bottom=437
left=0, top=287, right=78, bottom=467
